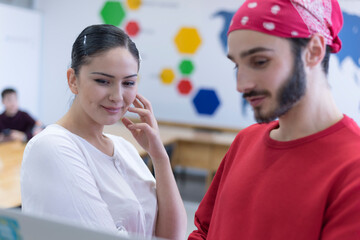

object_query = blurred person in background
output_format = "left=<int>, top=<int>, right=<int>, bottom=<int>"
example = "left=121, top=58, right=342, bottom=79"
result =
left=0, top=88, right=43, bottom=142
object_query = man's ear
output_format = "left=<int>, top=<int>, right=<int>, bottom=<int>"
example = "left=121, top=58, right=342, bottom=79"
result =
left=304, top=33, right=326, bottom=68
left=67, top=68, right=79, bottom=95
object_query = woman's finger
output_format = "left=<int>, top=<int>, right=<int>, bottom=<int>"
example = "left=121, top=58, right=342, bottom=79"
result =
left=133, top=97, right=143, bottom=109
left=135, top=94, right=153, bottom=112
left=128, top=107, right=157, bottom=128
left=121, top=117, right=134, bottom=128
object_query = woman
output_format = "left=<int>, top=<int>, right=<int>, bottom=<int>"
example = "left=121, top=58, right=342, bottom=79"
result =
left=20, top=24, right=186, bottom=239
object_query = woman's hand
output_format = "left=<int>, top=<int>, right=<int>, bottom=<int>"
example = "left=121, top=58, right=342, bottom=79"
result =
left=123, top=94, right=187, bottom=240
left=121, top=94, right=167, bottom=160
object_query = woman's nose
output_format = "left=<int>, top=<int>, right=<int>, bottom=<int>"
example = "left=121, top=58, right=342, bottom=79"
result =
left=109, top=85, right=123, bottom=102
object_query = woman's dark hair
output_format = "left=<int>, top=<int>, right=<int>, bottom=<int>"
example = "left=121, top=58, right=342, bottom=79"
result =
left=71, top=24, right=140, bottom=75
left=288, top=38, right=332, bottom=75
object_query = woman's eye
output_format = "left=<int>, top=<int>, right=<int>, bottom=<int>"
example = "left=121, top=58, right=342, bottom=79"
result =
left=95, top=79, right=109, bottom=85
left=123, top=81, right=135, bottom=87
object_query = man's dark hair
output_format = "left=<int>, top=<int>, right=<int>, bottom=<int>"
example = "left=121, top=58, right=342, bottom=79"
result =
left=1, top=88, right=16, bottom=99
left=288, top=38, right=332, bottom=75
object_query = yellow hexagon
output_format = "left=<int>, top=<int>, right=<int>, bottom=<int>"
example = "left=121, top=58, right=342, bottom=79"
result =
left=174, top=27, right=202, bottom=54
left=160, top=68, right=175, bottom=85
left=127, top=0, right=142, bottom=10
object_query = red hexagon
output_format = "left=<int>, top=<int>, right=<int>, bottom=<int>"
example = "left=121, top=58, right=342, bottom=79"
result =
left=125, top=21, right=140, bottom=37
left=177, top=79, right=193, bottom=95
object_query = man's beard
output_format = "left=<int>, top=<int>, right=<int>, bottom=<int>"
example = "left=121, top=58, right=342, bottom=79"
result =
left=243, top=56, right=306, bottom=123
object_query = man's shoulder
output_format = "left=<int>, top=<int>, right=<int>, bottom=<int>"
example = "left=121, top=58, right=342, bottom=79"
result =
left=237, top=121, right=277, bottom=137
left=230, top=121, right=277, bottom=147
left=16, top=110, right=32, bottom=118
left=338, top=115, right=360, bottom=141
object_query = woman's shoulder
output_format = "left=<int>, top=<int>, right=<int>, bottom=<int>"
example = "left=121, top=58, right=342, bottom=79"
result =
left=25, top=124, right=80, bottom=155
left=28, top=124, right=73, bottom=144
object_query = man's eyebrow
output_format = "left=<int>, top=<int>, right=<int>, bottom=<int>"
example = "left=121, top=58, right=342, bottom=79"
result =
left=227, top=47, right=274, bottom=60
left=91, top=72, right=138, bottom=79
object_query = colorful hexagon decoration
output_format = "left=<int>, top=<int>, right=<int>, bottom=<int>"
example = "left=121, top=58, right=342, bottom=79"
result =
left=192, top=89, right=220, bottom=115
left=100, top=1, right=126, bottom=26
left=126, top=0, right=142, bottom=10
left=125, top=21, right=140, bottom=37
left=179, top=59, right=194, bottom=75
left=174, top=27, right=202, bottom=54
left=177, top=79, right=193, bottom=95
left=160, top=68, right=176, bottom=85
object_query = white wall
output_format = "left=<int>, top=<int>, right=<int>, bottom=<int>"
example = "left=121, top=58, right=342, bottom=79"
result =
left=34, top=0, right=360, bottom=128
left=0, top=3, right=41, bottom=120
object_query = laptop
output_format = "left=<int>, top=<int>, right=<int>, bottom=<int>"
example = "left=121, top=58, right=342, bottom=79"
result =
left=0, top=208, right=162, bottom=240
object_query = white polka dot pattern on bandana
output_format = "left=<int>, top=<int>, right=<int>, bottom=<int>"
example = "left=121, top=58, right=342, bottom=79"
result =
left=241, top=16, right=249, bottom=25
left=248, top=2, right=257, bottom=8
left=271, top=5, right=280, bottom=14
left=263, top=22, right=275, bottom=31
left=228, top=0, right=342, bottom=53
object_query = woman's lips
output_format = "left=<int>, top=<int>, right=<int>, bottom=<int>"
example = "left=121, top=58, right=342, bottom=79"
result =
left=103, top=106, right=122, bottom=114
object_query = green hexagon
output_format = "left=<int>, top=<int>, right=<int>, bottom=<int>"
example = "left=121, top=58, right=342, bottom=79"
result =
left=100, top=1, right=126, bottom=26
left=179, top=59, right=194, bottom=75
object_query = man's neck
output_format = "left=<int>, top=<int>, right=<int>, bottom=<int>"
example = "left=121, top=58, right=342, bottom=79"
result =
left=269, top=85, right=343, bottom=142
left=5, top=110, right=18, bottom=117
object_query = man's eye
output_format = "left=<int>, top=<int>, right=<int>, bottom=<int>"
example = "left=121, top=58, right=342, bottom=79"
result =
left=252, top=58, right=269, bottom=67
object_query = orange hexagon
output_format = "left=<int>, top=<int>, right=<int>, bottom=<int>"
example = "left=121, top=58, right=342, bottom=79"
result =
left=127, top=0, right=142, bottom=10
left=174, top=27, right=202, bottom=54
left=160, top=68, right=175, bottom=85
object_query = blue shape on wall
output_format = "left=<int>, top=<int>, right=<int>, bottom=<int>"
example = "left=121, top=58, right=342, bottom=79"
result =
left=192, top=89, right=220, bottom=115
left=337, top=12, right=360, bottom=68
left=212, top=10, right=236, bottom=53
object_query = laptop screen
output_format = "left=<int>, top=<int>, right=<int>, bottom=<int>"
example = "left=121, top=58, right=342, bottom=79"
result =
left=0, top=208, right=162, bottom=240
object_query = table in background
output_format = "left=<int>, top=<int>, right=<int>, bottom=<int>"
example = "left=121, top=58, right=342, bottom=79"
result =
left=105, top=122, right=238, bottom=187
left=0, top=123, right=238, bottom=208
left=0, top=141, right=26, bottom=208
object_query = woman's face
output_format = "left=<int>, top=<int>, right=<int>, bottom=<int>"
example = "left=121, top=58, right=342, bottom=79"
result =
left=69, top=47, right=138, bottom=126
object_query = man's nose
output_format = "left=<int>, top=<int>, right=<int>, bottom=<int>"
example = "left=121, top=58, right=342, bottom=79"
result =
left=236, top=67, right=256, bottom=93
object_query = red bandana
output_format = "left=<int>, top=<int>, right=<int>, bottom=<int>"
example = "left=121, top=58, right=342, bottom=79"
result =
left=228, top=0, right=343, bottom=53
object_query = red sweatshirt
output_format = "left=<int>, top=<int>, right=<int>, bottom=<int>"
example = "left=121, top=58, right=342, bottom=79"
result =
left=189, top=115, right=360, bottom=240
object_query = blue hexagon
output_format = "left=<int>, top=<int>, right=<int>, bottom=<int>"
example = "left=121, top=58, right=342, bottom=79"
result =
left=192, top=88, right=220, bottom=115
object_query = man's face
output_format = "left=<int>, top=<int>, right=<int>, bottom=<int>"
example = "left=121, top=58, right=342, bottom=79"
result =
left=2, top=92, right=19, bottom=116
left=227, top=30, right=306, bottom=123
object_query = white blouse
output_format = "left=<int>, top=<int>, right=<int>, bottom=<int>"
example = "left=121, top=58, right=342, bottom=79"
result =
left=20, top=124, right=157, bottom=238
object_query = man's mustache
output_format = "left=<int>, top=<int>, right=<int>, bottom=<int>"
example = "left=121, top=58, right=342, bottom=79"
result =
left=243, top=90, right=271, bottom=99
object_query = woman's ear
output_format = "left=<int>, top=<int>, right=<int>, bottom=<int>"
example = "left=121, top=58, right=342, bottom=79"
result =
left=304, top=33, right=326, bottom=68
left=67, top=68, right=79, bottom=95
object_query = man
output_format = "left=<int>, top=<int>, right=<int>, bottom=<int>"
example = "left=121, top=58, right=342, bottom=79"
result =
left=189, top=0, right=360, bottom=239
left=0, top=88, right=42, bottom=142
